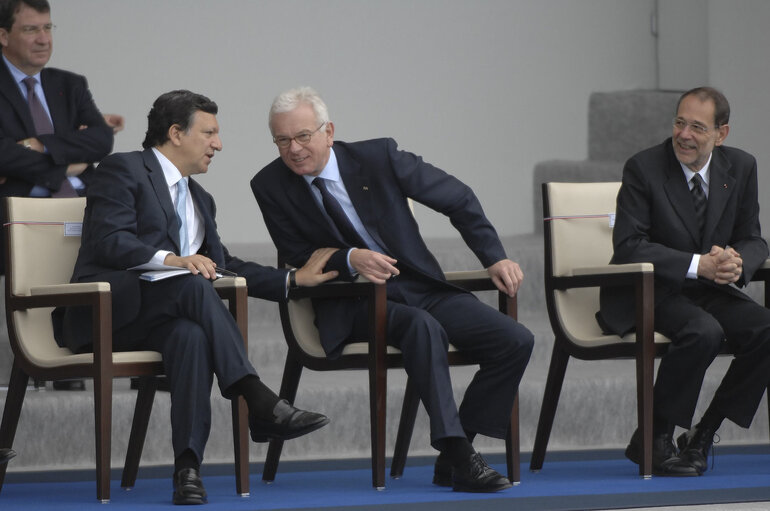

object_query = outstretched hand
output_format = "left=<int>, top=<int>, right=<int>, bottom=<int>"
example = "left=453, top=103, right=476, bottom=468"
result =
left=349, top=248, right=399, bottom=284
left=294, top=248, right=340, bottom=287
left=164, top=253, right=218, bottom=280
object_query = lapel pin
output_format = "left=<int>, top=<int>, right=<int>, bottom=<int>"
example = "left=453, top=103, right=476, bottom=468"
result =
left=723, top=184, right=728, bottom=189
left=363, top=186, right=369, bottom=191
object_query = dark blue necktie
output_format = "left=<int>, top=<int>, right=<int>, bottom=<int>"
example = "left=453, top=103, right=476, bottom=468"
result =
left=312, top=177, right=366, bottom=247
left=690, top=173, right=707, bottom=237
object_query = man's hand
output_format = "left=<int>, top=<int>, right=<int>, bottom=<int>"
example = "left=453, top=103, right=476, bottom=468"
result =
left=349, top=248, right=399, bottom=284
left=164, top=253, right=218, bottom=280
left=698, top=245, right=742, bottom=284
left=66, top=163, right=88, bottom=176
left=17, top=137, right=44, bottom=152
left=103, top=113, right=125, bottom=134
left=294, top=248, right=340, bottom=286
left=487, top=259, right=524, bottom=297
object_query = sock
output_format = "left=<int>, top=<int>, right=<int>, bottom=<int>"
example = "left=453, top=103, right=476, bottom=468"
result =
left=230, top=375, right=281, bottom=419
left=442, top=437, right=475, bottom=467
left=174, top=449, right=200, bottom=473
left=697, top=407, right=724, bottom=435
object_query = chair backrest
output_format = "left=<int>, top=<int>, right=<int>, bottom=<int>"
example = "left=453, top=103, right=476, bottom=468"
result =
left=4, top=197, right=88, bottom=365
left=5, top=197, right=86, bottom=296
left=543, top=182, right=621, bottom=345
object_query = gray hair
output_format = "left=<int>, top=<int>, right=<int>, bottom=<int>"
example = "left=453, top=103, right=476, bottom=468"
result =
left=269, top=86, right=330, bottom=133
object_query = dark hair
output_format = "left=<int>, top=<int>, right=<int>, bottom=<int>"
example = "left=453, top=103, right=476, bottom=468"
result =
left=0, top=0, right=50, bottom=31
left=142, top=90, right=218, bottom=149
left=677, top=87, right=731, bottom=127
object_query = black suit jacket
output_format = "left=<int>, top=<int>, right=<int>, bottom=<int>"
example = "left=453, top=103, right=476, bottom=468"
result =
left=598, top=138, right=768, bottom=335
left=251, top=138, right=507, bottom=355
left=56, top=149, right=288, bottom=353
left=0, top=60, right=113, bottom=197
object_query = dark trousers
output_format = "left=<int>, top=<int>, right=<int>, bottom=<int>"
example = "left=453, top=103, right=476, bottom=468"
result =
left=653, top=282, right=770, bottom=429
left=349, top=274, right=533, bottom=447
left=113, top=275, right=257, bottom=462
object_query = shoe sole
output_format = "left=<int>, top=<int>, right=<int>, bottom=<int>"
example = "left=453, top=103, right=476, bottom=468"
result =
left=452, top=481, right=513, bottom=493
left=172, top=493, right=207, bottom=505
left=251, top=417, right=330, bottom=443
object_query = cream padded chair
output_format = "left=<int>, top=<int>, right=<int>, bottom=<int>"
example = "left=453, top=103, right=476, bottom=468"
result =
left=0, top=197, right=250, bottom=501
left=530, top=181, right=770, bottom=478
left=262, top=262, right=520, bottom=489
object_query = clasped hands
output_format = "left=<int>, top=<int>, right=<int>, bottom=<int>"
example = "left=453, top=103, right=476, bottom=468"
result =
left=698, top=245, right=742, bottom=285
left=350, top=248, right=523, bottom=297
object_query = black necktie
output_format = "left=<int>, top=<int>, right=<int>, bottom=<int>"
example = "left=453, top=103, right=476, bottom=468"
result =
left=312, top=177, right=366, bottom=247
left=690, top=173, right=707, bottom=237
left=23, top=76, right=77, bottom=197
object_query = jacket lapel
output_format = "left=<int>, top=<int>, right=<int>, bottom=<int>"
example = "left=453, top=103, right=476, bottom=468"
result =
left=0, top=60, right=35, bottom=134
left=40, top=68, right=67, bottom=133
left=335, top=146, right=390, bottom=251
left=142, top=149, right=182, bottom=253
left=283, top=165, right=344, bottom=243
left=702, top=148, right=735, bottom=244
left=663, top=150, right=702, bottom=247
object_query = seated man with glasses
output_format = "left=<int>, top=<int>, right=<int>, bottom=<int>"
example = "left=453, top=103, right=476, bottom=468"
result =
left=597, top=87, right=770, bottom=476
left=252, top=86, right=534, bottom=493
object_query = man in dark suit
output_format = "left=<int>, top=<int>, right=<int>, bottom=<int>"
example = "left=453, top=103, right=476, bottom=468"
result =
left=57, top=90, right=336, bottom=505
left=252, top=87, right=534, bottom=493
left=598, top=87, right=770, bottom=476
left=0, top=0, right=123, bottom=391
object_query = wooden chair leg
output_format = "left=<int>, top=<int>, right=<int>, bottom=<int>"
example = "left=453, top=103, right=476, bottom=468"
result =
left=121, top=376, right=158, bottom=489
left=368, top=283, right=388, bottom=490
left=505, top=393, right=520, bottom=484
left=263, top=356, right=303, bottom=483
left=530, top=342, right=570, bottom=471
left=232, top=395, right=250, bottom=495
left=0, top=361, right=29, bottom=492
left=94, top=369, right=113, bottom=502
left=390, top=376, right=420, bottom=479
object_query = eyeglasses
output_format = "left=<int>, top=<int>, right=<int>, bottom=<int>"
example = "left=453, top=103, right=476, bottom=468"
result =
left=672, top=117, right=718, bottom=136
left=273, top=123, right=325, bottom=148
left=18, top=23, right=55, bottom=36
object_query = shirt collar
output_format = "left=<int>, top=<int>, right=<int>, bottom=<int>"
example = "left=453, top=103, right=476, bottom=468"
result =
left=302, top=147, right=340, bottom=186
left=2, top=54, right=41, bottom=90
left=151, top=147, right=186, bottom=188
left=680, top=152, right=712, bottom=187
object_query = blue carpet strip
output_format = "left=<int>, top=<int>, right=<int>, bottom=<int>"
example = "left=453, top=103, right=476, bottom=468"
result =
left=2, top=447, right=769, bottom=510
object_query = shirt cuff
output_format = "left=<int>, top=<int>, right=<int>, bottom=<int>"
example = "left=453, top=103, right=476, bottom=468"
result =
left=152, top=250, right=173, bottom=266
left=346, top=247, right=358, bottom=276
left=686, top=253, right=700, bottom=279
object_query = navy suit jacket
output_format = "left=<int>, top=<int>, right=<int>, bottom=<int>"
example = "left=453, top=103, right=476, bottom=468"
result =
left=251, top=138, right=507, bottom=355
left=56, top=149, right=288, bottom=353
left=0, top=60, right=113, bottom=197
left=598, top=138, right=768, bottom=335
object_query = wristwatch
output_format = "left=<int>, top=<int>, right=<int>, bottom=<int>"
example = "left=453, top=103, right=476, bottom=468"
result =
left=22, top=139, right=31, bottom=149
left=289, top=269, right=298, bottom=289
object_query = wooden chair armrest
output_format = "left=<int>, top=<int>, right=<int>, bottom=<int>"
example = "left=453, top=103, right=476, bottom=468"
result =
left=553, top=263, right=654, bottom=290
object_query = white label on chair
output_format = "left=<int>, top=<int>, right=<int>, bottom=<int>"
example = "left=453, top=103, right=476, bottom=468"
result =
left=608, top=213, right=615, bottom=228
left=64, top=222, right=82, bottom=236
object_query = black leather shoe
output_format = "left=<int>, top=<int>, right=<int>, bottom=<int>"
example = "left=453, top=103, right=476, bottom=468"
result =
left=677, top=425, right=717, bottom=474
left=452, top=452, right=512, bottom=493
left=0, top=448, right=16, bottom=465
left=173, top=467, right=207, bottom=505
left=249, top=399, right=329, bottom=442
left=52, top=379, right=86, bottom=391
left=432, top=452, right=452, bottom=487
left=625, top=429, right=699, bottom=476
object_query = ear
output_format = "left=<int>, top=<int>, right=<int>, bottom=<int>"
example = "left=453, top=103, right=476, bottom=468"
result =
left=714, top=124, right=730, bottom=146
left=167, top=124, right=184, bottom=147
left=0, top=29, right=9, bottom=48
left=325, top=121, right=335, bottom=147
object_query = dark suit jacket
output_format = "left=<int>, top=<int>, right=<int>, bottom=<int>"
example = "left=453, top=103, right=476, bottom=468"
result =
left=598, top=138, right=768, bottom=335
left=56, top=149, right=288, bottom=353
left=251, top=138, right=507, bottom=355
left=0, top=60, right=113, bottom=197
